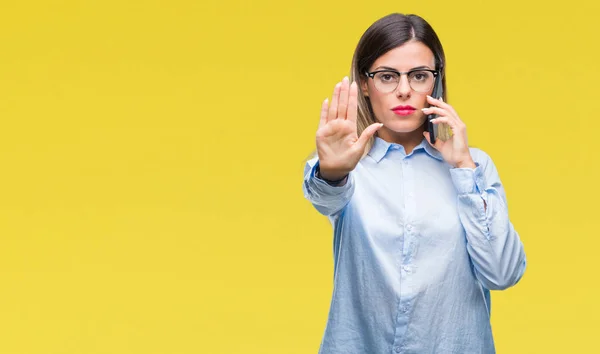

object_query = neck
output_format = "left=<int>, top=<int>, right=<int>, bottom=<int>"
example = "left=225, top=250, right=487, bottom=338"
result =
left=376, top=123, right=426, bottom=154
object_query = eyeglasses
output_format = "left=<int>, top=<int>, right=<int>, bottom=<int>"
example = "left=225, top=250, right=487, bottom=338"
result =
left=365, top=69, right=439, bottom=93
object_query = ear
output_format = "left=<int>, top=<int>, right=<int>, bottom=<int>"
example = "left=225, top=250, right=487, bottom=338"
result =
left=361, top=79, right=369, bottom=97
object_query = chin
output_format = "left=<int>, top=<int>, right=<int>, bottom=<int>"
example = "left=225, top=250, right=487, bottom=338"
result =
left=384, top=120, right=424, bottom=134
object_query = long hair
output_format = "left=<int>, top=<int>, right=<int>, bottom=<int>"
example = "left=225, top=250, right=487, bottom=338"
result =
left=350, top=13, right=447, bottom=155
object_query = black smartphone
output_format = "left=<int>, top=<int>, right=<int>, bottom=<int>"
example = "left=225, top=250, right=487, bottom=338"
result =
left=426, top=73, right=444, bottom=144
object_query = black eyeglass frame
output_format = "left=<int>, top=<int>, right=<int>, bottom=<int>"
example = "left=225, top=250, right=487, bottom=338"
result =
left=364, top=69, right=440, bottom=93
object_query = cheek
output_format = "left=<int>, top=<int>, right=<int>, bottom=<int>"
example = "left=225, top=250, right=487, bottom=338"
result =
left=414, top=93, right=429, bottom=108
left=368, top=92, right=389, bottom=114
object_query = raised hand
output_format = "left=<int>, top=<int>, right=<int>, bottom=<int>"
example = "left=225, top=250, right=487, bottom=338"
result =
left=316, top=77, right=383, bottom=180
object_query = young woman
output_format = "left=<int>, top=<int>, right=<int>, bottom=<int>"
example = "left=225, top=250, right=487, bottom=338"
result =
left=302, top=13, right=526, bottom=354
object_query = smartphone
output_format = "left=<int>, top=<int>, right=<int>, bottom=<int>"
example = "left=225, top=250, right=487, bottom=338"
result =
left=426, top=73, right=445, bottom=144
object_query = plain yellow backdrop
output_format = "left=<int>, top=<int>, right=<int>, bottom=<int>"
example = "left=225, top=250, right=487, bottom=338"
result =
left=0, top=0, right=598, bottom=353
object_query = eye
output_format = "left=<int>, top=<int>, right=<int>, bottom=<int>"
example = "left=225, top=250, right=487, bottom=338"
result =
left=376, top=72, right=399, bottom=83
left=411, top=71, right=431, bottom=82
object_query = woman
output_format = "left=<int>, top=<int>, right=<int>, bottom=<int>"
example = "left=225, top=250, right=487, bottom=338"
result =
left=302, top=13, right=526, bottom=354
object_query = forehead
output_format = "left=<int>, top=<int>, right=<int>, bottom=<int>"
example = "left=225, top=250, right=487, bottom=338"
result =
left=370, top=41, right=435, bottom=70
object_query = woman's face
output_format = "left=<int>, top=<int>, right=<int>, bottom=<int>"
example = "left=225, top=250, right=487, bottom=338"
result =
left=361, top=41, right=436, bottom=141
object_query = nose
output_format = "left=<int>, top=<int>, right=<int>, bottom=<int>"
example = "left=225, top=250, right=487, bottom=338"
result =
left=395, top=75, right=411, bottom=99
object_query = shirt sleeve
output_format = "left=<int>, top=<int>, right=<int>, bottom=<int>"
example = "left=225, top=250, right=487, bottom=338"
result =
left=302, top=157, right=355, bottom=217
left=449, top=149, right=527, bottom=290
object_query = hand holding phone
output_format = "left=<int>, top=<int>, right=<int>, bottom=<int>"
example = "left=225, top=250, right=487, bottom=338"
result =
left=426, top=72, right=451, bottom=144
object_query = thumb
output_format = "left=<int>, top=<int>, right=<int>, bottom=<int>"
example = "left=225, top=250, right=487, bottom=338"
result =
left=423, top=131, right=442, bottom=150
left=356, top=122, right=384, bottom=150
left=423, top=131, right=432, bottom=146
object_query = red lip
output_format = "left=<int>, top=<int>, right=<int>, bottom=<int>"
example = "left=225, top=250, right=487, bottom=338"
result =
left=391, top=105, right=416, bottom=116
left=391, top=105, right=416, bottom=111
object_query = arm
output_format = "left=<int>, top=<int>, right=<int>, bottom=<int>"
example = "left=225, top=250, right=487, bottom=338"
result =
left=302, top=158, right=354, bottom=217
left=450, top=150, right=527, bottom=290
left=302, top=76, right=382, bottom=217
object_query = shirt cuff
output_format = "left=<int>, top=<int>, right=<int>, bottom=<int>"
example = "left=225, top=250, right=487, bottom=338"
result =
left=450, top=163, right=487, bottom=195
left=311, top=161, right=351, bottom=189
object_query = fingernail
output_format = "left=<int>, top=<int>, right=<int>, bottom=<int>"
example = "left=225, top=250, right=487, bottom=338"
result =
left=421, top=108, right=430, bottom=111
left=343, top=76, right=349, bottom=82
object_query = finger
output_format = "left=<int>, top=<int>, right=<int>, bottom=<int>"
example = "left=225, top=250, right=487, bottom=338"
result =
left=347, top=81, right=358, bottom=124
left=426, top=94, right=441, bottom=107
left=426, top=94, right=447, bottom=108
left=427, top=95, right=460, bottom=121
left=429, top=116, right=453, bottom=126
left=421, top=106, right=450, bottom=118
left=317, top=119, right=336, bottom=138
left=355, top=122, right=384, bottom=151
left=425, top=106, right=464, bottom=133
left=337, top=77, right=350, bottom=119
left=430, top=116, right=462, bottom=134
left=423, top=107, right=460, bottom=127
left=319, top=98, right=328, bottom=129
left=327, top=82, right=342, bottom=121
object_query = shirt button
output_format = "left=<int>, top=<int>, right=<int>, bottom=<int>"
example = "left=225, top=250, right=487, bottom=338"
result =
left=395, top=346, right=402, bottom=353
left=403, top=265, right=411, bottom=272
left=401, top=306, right=409, bottom=313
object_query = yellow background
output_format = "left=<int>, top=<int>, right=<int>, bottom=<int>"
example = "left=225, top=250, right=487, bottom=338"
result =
left=0, top=0, right=598, bottom=353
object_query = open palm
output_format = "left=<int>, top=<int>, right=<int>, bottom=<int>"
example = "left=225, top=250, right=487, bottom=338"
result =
left=316, top=77, right=383, bottom=180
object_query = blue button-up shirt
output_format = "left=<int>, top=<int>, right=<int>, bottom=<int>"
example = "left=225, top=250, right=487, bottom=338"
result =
left=302, top=137, right=527, bottom=354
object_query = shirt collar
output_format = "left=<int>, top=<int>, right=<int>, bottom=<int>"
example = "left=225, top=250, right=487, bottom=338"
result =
left=367, top=136, right=444, bottom=163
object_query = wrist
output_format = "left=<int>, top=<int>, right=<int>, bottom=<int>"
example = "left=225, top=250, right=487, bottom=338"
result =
left=316, top=166, right=349, bottom=186
left=454, top=157, right=476, bottom=169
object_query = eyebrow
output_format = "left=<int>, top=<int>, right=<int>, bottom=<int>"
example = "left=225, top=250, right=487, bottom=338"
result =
left=374, top=65, right=433, bottom=71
